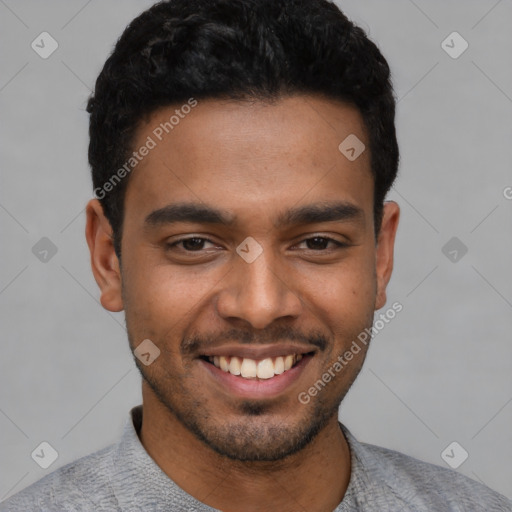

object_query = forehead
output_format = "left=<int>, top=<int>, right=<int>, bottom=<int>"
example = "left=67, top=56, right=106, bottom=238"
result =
left=124, top=95, right=373, bottom=228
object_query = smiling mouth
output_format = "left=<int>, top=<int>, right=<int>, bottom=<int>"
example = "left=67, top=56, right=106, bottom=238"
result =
left=200, top=353, right=313, bottom=380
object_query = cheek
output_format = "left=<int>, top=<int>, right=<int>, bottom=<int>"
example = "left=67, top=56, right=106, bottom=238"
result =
left=122, top=251, right=218, bottom=337
left=298, top=253, right=376, bottom=322
left=296, top=270, right=376, bottom=372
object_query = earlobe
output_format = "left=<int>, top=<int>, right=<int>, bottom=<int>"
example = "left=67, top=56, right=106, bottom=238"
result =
left=374, top=201, right=400, bottom=310
left=85, top=199, right=124, bottom=312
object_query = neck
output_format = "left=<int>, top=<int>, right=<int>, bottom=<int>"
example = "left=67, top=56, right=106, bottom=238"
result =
left=139, top=386, right=351, bottom=512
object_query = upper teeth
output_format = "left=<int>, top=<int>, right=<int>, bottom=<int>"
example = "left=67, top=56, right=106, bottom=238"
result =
left=208, top=354, right=303, bottom=379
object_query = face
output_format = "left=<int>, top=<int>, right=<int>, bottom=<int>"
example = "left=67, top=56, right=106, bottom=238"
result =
left=87, top=95, right=399, bottom=462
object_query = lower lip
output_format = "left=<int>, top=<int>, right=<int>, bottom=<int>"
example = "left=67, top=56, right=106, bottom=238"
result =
left=199, top=355, right=313, bottom=399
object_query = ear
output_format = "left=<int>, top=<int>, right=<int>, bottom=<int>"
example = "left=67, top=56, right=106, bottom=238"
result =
left=85, top=199, right=124, bottom=312
left=374, top=201, right=400, bottom=310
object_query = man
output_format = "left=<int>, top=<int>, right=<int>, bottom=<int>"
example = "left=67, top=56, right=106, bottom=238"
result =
left=1, top=0, right=510, bottom=510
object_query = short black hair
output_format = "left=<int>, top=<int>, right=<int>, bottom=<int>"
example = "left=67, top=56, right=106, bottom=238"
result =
left=87, top=0, right=399, bottom=259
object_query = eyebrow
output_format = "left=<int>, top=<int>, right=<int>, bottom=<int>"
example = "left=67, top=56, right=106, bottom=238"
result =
left=144, top=201, right=364, bottom=229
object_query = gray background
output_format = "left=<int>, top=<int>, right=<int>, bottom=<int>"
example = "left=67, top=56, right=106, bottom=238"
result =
left=1, top=0, right=511, bottom=502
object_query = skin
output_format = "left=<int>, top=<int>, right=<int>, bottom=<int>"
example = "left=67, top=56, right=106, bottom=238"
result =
left=85, top=95, right=400, bottom=512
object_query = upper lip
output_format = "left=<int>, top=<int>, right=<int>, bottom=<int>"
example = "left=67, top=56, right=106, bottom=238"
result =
left=198, top=343, right=317, bottom=360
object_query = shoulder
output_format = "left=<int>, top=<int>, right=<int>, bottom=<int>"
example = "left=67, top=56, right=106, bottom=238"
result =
left=0, top=444, right=118, bottom=512
left=343, top=426, right=512, bottom=511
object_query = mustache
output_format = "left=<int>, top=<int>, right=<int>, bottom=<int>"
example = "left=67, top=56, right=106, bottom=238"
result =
left=181, top=325, right=329, bottom=356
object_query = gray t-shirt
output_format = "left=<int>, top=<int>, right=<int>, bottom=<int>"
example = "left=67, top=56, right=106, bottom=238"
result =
left=1, top=405, right=510, bottom=511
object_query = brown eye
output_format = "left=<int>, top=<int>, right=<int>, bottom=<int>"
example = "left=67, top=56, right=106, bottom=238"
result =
left=181, top=238, right=208, bottom=251
left=298, top=237, right=346, bottom=251
left=167, top=237, right=216, bottom=252
left=306, top=237, right=330, bottom=250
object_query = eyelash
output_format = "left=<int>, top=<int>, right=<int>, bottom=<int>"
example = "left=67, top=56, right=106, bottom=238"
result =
left=166, top=236, right=348, bottom=252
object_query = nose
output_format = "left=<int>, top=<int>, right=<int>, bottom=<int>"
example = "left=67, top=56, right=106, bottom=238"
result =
left=215, top=248, right=303, bottom=330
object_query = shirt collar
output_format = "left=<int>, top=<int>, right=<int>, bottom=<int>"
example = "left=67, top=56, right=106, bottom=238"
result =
left=109, top=405, right=218, bottom=511
left=108, top=405, right=408, bottom=511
